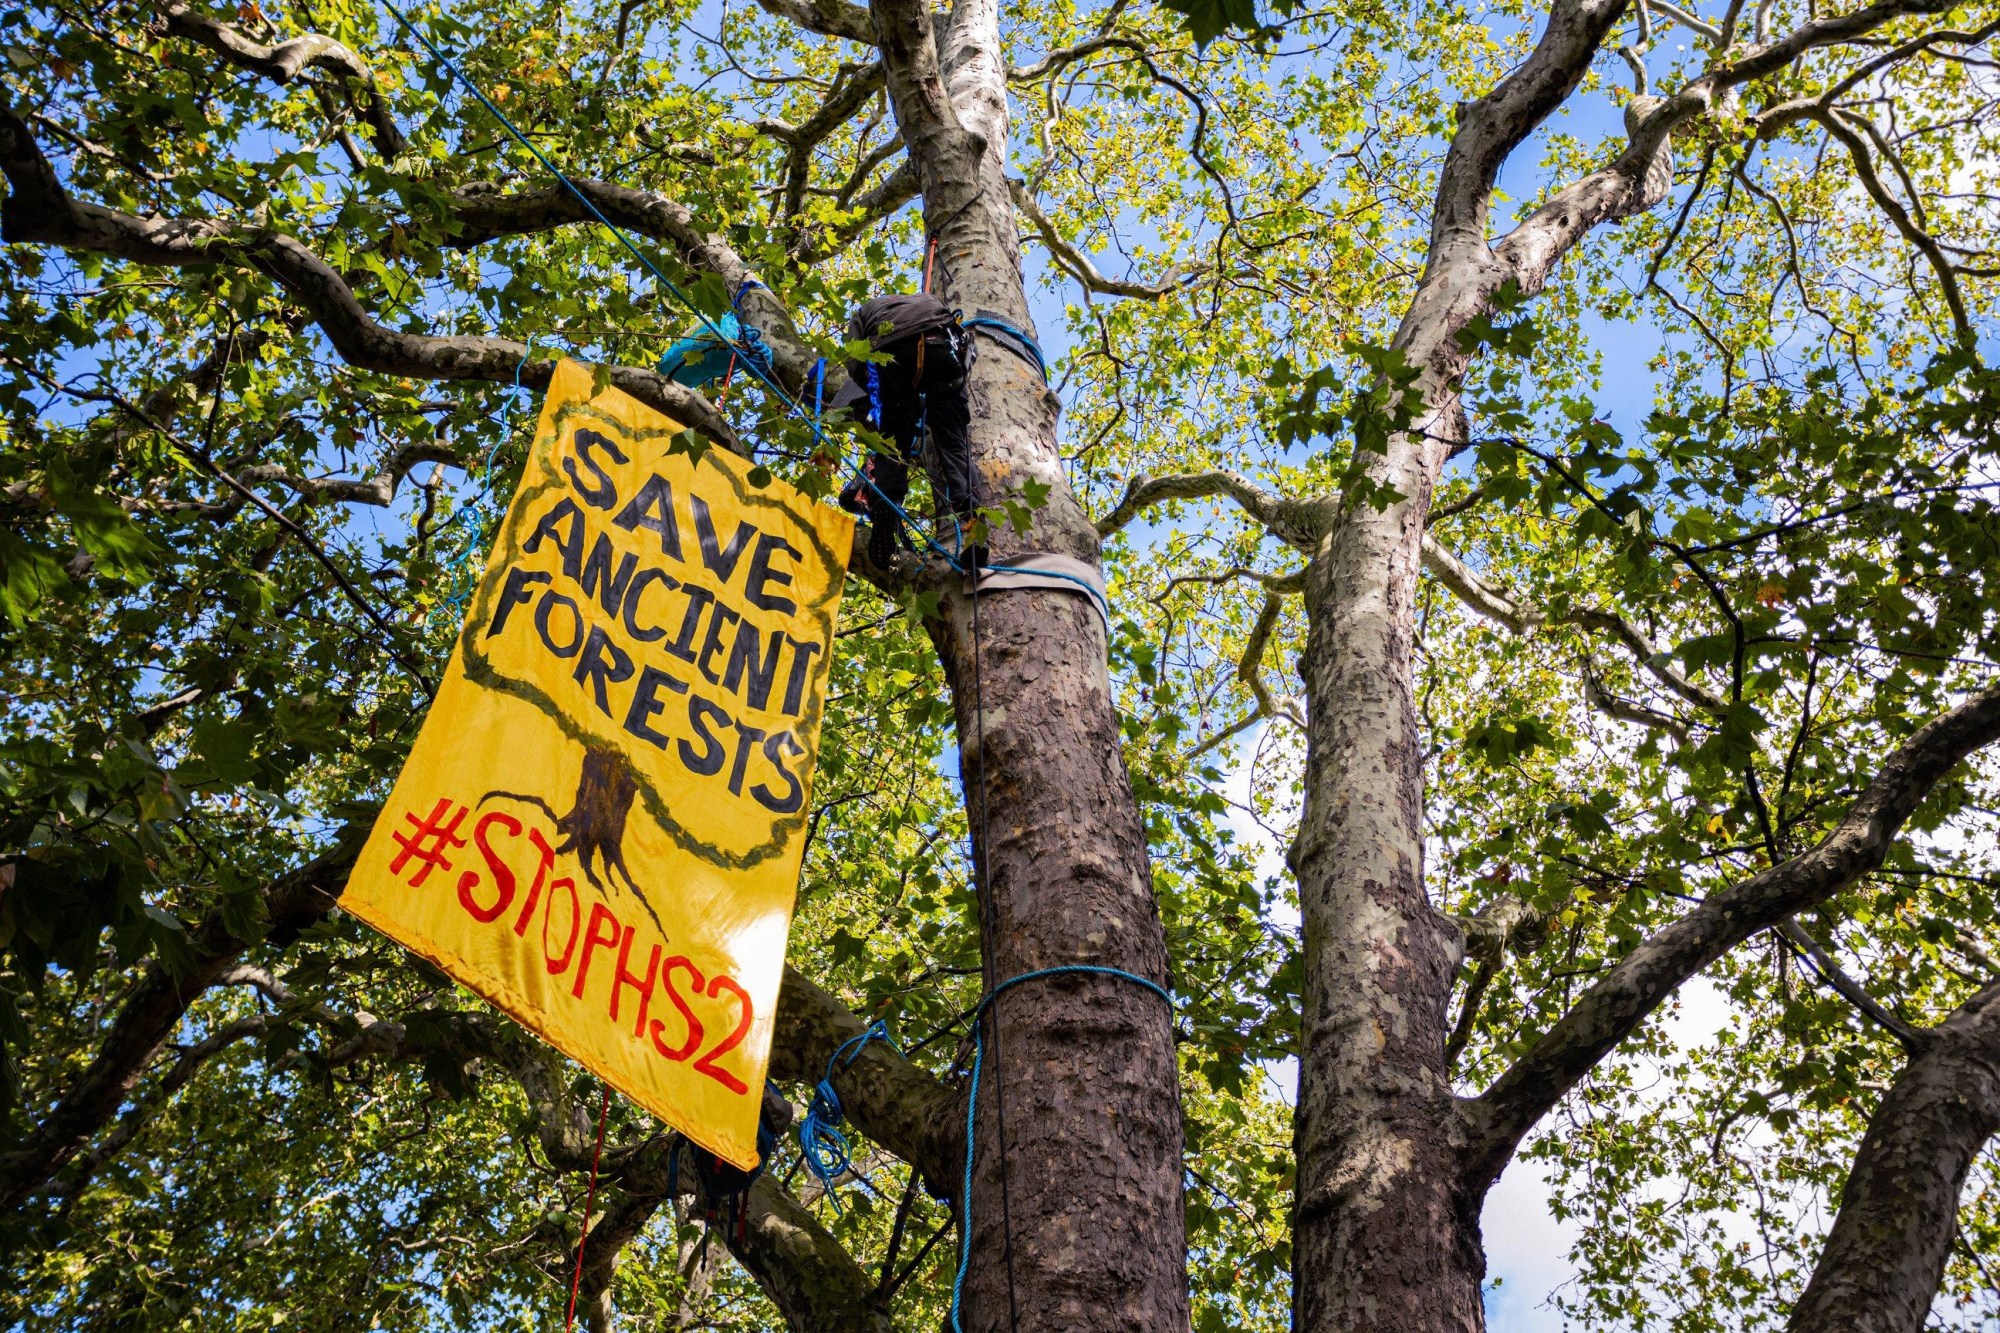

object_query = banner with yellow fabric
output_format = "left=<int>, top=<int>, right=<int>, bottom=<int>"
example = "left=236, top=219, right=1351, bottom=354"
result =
left=342, top=358, right=854, bottom=1168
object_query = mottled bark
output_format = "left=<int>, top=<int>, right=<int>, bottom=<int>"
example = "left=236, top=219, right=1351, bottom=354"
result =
left=870, top=0, right=1188, bottom=1326
left=1789, top=982, right=2000, bottom=1333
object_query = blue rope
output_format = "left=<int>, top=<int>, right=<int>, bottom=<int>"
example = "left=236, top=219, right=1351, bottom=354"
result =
left=379, top=0, right=804, bottom=417
left=961, top=315, right=1047, bottom=380
left=948, top=966, right=1172, bottom=1333
left=378, top=4, right=1103, bottom=622
left=796, top=1020, right=899, bottom=1212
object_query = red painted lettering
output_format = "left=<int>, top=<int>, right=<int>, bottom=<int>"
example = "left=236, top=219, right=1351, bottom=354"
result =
left=610, top=925, right=661, bottom=1037
left=511, top=827, right=558, bottom=937
left=542, top=876, right=581, bottom=974
left=456, top=811, right=523, bottom=923
left=571, top=903, right=622, bottom=999
left=694, top=974, right=754, bottom=1095
left=650, top=956, right=706, bottom=1061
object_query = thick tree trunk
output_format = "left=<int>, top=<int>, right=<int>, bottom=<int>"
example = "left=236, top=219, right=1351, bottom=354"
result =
left=1286, top=216, right=1527, bottom=1326
left=1290, top=387, right=1487, bottom=1332
left=1789, top=982, right=2000, bottom=1333
left=869, top=0, right=1188, bottom=1327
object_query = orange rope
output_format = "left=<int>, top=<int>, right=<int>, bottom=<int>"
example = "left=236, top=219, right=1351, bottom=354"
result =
left=566, top=1086, right=613, bottom=1331
left=923, top=237, right=938, bottom=293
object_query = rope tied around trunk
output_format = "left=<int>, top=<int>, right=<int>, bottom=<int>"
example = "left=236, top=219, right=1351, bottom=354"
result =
left=948, top=965, right=1174, bottom=1333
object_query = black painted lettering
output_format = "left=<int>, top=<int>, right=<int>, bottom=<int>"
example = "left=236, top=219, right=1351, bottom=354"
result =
left=697, top=602, right=742, bottom=686
left=665, top=585, right=715, bottom=664
left=488, top=568, right=552, bottom=638
left=523, top=498, right=586, bottom=581
left=612, top=473, right=683, bottom=559
left=751, top=730, right=806, bottom=813
left=565, top=428, right=627, bottom=510
left=742, top=533, right=801, bottom=615
left=780, top=635, right=825, bottom=716
left=621, top=566, right=678, bottom=643
left=722, top=620, right=783, bottom=708
left=534, top=590, right=585, bottom=658
left=726, top=721, right=768, bottom=797
left=623, top=665, right=689, bottom=748
left=692, top=495, right=754, bottom=583
left=678, top=696, right=731, bottom=776
left=579, top=533, right=639, bottom=617
left=571, top=625, right=634, bottom=717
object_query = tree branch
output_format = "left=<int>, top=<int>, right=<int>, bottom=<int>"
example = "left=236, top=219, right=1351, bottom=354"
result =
left=1008, top=178, right=1201, bottom=299
left=1191, top=586, right=1306, bottom=759
left=767, top=966, right=963, bottom=1193
left=437, top=179, right=813, bottom=386
left=1420, top=532, right=1727, bottom=714
left=156, top=0, right=406, bottom=157
left=1776, top=919, right=1928, bottom=1052
left=1495, top=0, right=1974, bottom=293
left=1463, top=680, right=2000, bottom=1184
left=0, top=827, right=361, bottom=1213
left=1094, top=469, right=1330, bottom=551
left=0, top=103, right=737, bottom=445
left=1789, top=981, right=2000, bottom=1333
left=755, top=0, right=877, bottom=45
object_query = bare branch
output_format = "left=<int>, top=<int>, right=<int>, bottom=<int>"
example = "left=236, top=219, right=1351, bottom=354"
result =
left=1776, top=919, right=1927, bottom=1051
left=1192, top=587, right=1307, bottom=759
left=1095, top=470, right=1330, bottom=551
left=1008, top=178, right=1201, bottom=300
left=1463, top=680, right=2000, bottom=1184
left=156, top=0, right=406, bottom=156
left=1811, top=106, right=1973, bottom=343
left=1646, top=0, right=1723, bottom=40
left=1420, top=533, right=1727, bottom=714
left=1007, top=33, right=1139, bottom=81
left=792, top=161, right=920, bottom=264
left=1495, top=0, right=1979, bottom=296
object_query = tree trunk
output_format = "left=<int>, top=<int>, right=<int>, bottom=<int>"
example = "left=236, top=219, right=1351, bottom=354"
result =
left=1288, top=258, right=1504, bottom=1329
left=868, top=0, right=1188, bottom=1325
left=1290, top=413, right=1487, bottom=1333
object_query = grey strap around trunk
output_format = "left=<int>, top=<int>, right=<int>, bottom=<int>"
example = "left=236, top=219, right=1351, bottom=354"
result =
left=972, top=552, right=1112, bottom=637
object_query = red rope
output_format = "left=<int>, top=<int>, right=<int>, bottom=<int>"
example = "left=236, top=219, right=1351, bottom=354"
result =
left=566, top=1086, right=613, bottom=1331
left=717, top=353, right=739, bottom=407
left=923, top=237, right=938, bottom=293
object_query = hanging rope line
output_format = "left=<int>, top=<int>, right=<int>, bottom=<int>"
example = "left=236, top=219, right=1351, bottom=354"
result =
left=796, top=1019, right=899, bottom=1211
left=947, top=965, right=1175, bottom=1333
left=566, top=1084, right=613, bottom=1332
left=381, top=0, right=801, bottom=415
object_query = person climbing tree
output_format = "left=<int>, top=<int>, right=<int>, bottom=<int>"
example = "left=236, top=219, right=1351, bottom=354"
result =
left=831, top=292, right=979, bottom=567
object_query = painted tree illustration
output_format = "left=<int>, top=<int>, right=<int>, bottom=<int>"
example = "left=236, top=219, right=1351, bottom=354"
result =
left=485, top=744, right=655, bottom=927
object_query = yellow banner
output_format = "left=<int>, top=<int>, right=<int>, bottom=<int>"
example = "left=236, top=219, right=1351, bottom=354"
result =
left=342, top=359, right=853, bottom=1168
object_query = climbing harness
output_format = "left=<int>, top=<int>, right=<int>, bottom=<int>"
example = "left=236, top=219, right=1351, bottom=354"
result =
left=666, top=1109, right=784, bottom=1248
